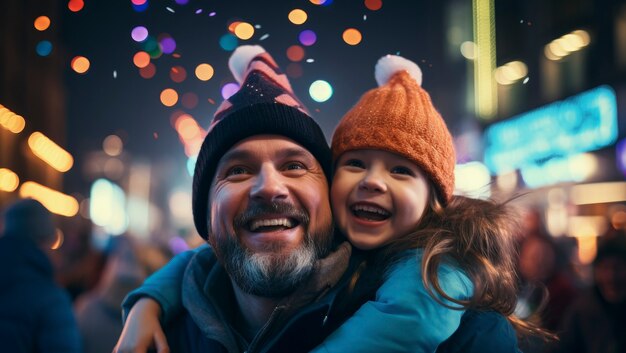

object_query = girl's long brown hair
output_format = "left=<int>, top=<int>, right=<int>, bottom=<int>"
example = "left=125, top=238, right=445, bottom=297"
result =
left=348, top=187, right=555, bottom=340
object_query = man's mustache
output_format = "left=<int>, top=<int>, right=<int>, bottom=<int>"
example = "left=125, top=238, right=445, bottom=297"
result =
left=233, top=201, right=310, bottom=229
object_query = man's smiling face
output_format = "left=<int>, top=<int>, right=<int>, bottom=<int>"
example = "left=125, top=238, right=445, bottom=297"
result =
left=207, top=134, right=333, bottom=296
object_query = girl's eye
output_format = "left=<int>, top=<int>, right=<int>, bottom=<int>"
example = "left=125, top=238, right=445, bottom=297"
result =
left=391, top=166, right=414, bottom=176
left=226, top=166, right=248, bottom=177
left=345, top=159, right=365, bottom=168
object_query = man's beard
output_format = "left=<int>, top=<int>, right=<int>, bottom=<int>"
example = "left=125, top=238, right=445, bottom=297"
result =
left=210, top=201, right=334, bottom=298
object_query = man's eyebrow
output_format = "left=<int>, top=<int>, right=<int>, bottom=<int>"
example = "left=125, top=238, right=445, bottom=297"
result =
left=219, top=149, right=253, bottom=163
left=277, top=147, right=314, bottom=160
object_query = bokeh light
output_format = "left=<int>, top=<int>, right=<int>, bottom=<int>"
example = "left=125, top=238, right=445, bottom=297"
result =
left=299, top=30, right=317, bottom=46
left=309, top=0, right=327, bottom=4
left=160, top=88, right=179, bottom=107
left=34, top=16, right=51, bottom=31
left=221, top=82, right=240, bottom=99
left=288, top=9, right=308, bottom=25
left=175, top=0, right=189, bottom=4
left=131, top=26, right=149, bottom=42
left=71, top=56, right=90, bottom=74
left=36, top=41, right=53, bottom=57
left=139, top=63, right=156, bottom=79
left=219, top=33, right=238, bottom=51
left=234, top=22, right=255, bottom=40
left=170, top=66, right=187, bottom=83
left=286, top=45, right=305, bottom=62
left=175, top=114, right=201, bottom=140
left=68, top=0, right=85, bottom=12
left=132, top=1, right=149, bottom=12
left=103, top=135, right=123, bottom=156
left=133, top=51, right=150, bottom=68
left=364, top=0, right=383, bottom=11
left=0, top=168, right=19, bottom=192
left=181, top=92, right=199, bottom=109
left=159, top=36, right=177, bottom=54
left=343, top=28, right=362, bottom=45
left=309, top=80, right=333, bottom=102
left=195, top=63, right=214, bottom=81
left=228, top=21, right=242, bottom=33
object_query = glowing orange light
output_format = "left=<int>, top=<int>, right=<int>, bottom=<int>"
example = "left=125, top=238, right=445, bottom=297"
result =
left=71, top=56, right=90, bottom=74
left=195, top=63, right=214, bottom=81
left=228, top=21, right=242, bottom=33
left=50, top=229, right=64, bottom=250
left=0, top=105, right=26, bottom=134
left=34, top=16, right=51, bottom=31
left=0, top=168, right=20, bottom=192
left=342, top=28, right=362, bottom=46
left=27, top=132, right=74, bottom=172
left=234, top=22, right=255, bottom=40
left=364, top=0, right=383, bottom=11
left=19, top=182, right=79, bottom=217
left=160, top=88, right=179, bottom=107
left=286, top=45, right=305, bottom=62
left=133, top=51, right=150, bottom=68
left=288, top=9, right=307, bottom=25
left=177, top=115, right=201, bottom=141
left=68, top=0, right=85, bottom=12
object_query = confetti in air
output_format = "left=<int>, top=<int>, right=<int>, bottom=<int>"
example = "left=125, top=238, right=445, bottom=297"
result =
left=260, top=33, right=270, bottom=41
left=166, top=7, right=175, bottom=13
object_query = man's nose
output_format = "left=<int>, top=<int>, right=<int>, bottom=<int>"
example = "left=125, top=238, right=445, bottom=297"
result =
left=250, top=165, right=289, bottom=201
left=358, top=170, right=387, bottom=193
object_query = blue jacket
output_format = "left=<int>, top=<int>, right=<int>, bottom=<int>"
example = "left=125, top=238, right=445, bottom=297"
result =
left=124, top=245, right=520, bottom=353
left=311, top=251, right=473, bottom=353
left=0, top=235, right=82, bottom=353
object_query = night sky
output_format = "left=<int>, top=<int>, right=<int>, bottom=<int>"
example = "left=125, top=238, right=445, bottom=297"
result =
left=57, top=0, right=448, bottom=174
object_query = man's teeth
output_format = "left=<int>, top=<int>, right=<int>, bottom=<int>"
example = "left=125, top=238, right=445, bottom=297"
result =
left=352, top=204, right=390, bottom=216
left=250, top=218, right=294, bottom=231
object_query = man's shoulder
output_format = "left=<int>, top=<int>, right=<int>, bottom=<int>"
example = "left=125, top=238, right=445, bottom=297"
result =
left=436, top=310, right=521, bottom=353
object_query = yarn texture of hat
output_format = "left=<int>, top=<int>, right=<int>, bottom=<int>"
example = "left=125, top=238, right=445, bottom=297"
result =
left=331, top=54, right=456, bottom=203
left=192, top=45, right=332, bottom=240
left=2, top=198, right=56, bottom=243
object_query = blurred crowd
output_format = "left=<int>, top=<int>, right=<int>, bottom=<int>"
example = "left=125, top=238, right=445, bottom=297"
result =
left=1, top=198, right=625, bottom=353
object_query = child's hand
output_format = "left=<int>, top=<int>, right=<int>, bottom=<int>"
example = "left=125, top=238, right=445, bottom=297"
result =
left=113, top=298, right=170, bottom=353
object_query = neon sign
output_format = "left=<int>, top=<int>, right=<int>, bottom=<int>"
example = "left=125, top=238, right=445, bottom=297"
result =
left=484, top=85, right=618, bottom=177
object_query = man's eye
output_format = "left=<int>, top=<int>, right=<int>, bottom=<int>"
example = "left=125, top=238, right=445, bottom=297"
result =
left=391, top=166, right=414, bottom=176
left=226, top=166, right=248, bottom=176
left=284, top=162, right=306, bottom=171
left=344, top=159, right=365, bottom=168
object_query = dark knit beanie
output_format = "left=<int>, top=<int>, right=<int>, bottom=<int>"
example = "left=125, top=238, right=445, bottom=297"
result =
left=2, top=198, right=56, bottom=243
left=332, top=55, right=456, bottom=204
left=192, top=45, right=332, bottom=240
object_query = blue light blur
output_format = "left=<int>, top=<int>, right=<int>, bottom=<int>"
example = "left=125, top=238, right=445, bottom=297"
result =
left=484, top=85, right=618, bottom=175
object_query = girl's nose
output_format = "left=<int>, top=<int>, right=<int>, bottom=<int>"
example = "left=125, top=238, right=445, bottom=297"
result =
left=358, top=171, right=387, bottom=193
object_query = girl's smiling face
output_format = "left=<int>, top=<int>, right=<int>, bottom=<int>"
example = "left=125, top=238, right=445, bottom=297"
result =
left=331, top=149, right=431, bottom=250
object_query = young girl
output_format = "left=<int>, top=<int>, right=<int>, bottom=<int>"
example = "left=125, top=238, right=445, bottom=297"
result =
left=117, top=53, right=533, bottom=352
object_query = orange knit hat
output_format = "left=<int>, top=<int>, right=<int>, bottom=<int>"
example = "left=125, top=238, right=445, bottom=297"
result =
left=331, top=55, right=456, bottom=203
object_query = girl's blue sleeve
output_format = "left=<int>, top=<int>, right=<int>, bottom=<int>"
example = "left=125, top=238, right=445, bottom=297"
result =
left=311, top=251, right=473, bottom=353
left=122, top=244, right=208, bottom=323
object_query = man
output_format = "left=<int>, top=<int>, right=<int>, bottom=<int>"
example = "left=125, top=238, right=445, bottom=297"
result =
left=0, top=198, right=82, bottom=353
left=116, top=46, right=520, bottom=353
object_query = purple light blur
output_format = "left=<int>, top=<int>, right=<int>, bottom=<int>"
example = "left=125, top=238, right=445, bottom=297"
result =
left=175, top=0, right=189, bottom=4
left=168, top=236, right=189, bottom=254
left=299, top=30, right=317, bottom=46
left=221, top=82, right=240, bottom=100
left=131, top=26, right=148, bottom=42
left=160, top=37, right=177, bottom=54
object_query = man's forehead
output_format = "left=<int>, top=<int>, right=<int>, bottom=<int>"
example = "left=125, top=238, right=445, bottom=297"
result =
left=222, top=134, right=316, bottom=161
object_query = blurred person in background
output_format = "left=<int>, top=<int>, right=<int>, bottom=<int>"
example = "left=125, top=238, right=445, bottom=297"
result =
left=74, top=235, right=172, bottom=353
left=0, top=198, right=82, bottom=353
left=516, top=209, right=580, bottom=330
left=552, top=232, right=626, bottom=353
